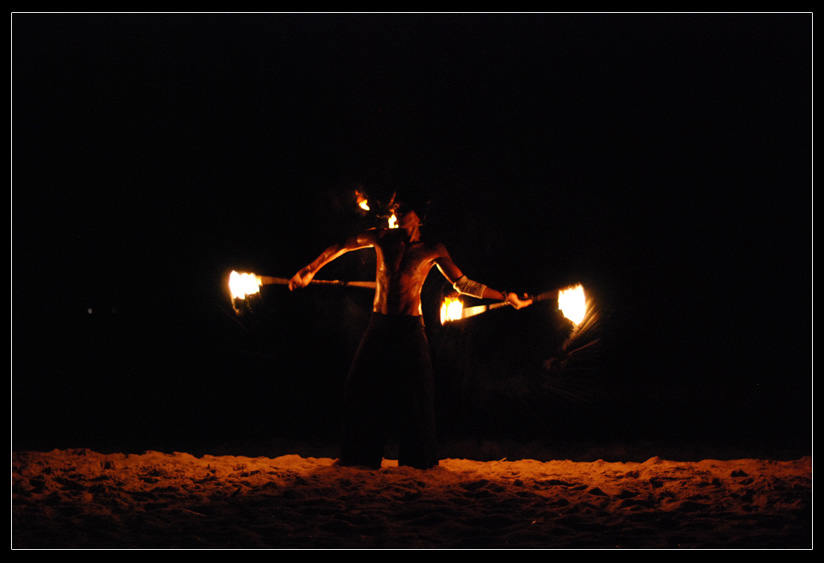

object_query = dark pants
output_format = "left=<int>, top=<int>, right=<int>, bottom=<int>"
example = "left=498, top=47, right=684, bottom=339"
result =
left=339, top=314, right=438, bottom=469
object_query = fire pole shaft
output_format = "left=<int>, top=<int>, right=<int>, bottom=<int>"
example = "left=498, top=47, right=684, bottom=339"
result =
left=259, top=276, right=377, bottom=289
left=531, top=290, right=559, bottom=303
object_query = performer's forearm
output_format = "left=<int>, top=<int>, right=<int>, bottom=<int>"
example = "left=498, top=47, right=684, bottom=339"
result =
left=304, top=244, right=346, bottom=274
left=481, top=287, right=508, bottom=302
left=453, top=275, right=519, bottom=306
left=453, top=275, right=508, bottom=303
left=306, top=231, right=377, bottom=275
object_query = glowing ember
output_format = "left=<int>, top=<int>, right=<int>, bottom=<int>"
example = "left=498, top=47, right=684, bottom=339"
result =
left=558, top=284, right=587, bottom=326
left=356, top=190, right=370, bottom=211
left=440, top=295, right=464, bottom=324
left=388, top=211, right=398, bottom=229
left=229, top=270, right=262, bottom=300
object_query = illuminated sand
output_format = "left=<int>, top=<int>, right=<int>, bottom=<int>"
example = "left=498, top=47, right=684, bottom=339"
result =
left=13, top=449, right=811, bottom=549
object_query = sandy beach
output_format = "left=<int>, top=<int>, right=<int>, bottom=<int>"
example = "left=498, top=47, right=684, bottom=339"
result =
left=12, top=447, right=811, bottom=549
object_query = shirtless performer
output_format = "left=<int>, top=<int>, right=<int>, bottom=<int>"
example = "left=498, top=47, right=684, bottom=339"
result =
left=289, top=201, right=532, bottom=469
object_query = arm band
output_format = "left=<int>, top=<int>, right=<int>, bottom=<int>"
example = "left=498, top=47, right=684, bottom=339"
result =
left=452, top=275, right=488, bottom=299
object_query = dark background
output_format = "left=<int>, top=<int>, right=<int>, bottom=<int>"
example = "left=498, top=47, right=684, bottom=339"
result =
left=13, top=13, right=811, bottom=460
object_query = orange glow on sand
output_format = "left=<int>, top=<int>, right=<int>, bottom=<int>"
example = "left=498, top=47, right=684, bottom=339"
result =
left=12, top=449, right=812, bottom=549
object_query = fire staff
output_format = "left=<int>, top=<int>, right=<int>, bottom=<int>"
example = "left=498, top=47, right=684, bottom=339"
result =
left=289, top=200, right=532, bottom=469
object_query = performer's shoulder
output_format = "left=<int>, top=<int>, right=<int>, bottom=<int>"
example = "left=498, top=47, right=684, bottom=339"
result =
left=426, top=240, right=450, bottom=256
left=360, top=227, right=382, bottom=239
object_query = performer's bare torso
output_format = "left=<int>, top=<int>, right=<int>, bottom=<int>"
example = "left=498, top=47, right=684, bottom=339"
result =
left=372, top=229, right=443, bottom=317
left=289, top=207, right=519, bottom=313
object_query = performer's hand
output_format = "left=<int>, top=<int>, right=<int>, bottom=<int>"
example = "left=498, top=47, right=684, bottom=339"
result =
left=288, top=268, right=314, bottom=291
left=506, top=292, right=533, bottom=309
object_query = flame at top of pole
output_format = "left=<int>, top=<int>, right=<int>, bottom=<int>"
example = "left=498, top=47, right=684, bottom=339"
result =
left=384, top=191, right=400, bottom=229
left=354, top=188, right=400, bottom=229
left=387, top=211, right=398, bottom=228
left=355, top=189, right=370, bottom=211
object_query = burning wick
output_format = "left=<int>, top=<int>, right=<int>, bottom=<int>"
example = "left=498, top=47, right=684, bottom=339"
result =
left=439, top=295, right=505, bottom=324
left=439, top=283, right=590, bottom=327
left=558, top=284, right=586, bottom=326
left=388, top=211, right=398, bottom=229
left=228, top=270, right=262, bottom=300
left=440, top=295, right=464, bottom=324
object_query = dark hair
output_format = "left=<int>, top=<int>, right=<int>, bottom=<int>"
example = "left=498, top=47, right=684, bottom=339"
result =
left=396, top=196, right=430, bottom=223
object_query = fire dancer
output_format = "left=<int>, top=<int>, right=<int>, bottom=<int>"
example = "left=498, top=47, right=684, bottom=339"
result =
left=289, top=200, right=532, bottom=469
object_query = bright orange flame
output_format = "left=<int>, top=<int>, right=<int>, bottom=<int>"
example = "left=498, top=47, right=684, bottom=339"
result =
left=229, top=270, right=262, bottom=300
left=388, top=211, right=398, bottom=229
left=356, top=190, right=370, bottom=211
left=558, top=284, right=586, bottom=325
left=440, top=295, right=464, bottom=324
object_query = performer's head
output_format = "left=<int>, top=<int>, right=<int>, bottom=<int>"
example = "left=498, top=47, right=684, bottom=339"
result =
left=394, top=194, right=429, bottom=228
left=395, top=204, right=421, bottom=230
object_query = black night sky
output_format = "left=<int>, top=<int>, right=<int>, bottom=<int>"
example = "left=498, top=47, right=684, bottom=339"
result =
left=12, top=13, right=812, bottom=460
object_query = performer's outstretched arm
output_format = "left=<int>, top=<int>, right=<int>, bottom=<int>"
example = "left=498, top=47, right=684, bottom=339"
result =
left=289, top=231, right=377, bottom=290
left=433, top=244, right=532, bottom=309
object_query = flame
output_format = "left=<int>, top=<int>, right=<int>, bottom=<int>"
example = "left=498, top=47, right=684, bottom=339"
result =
left=558, top=284, right=587, bottom=326
left=440, top=295, right=464, bottom=324
left=355, top=190, right=370, bottom=211
left=388, top=211, right=398, bottom=229
left=229, top=270, right=262, bottom=300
